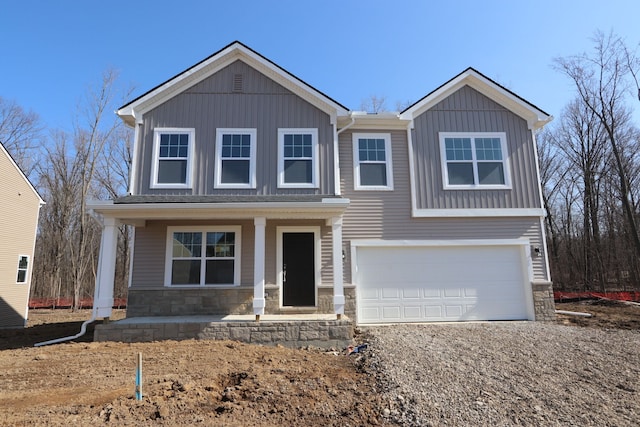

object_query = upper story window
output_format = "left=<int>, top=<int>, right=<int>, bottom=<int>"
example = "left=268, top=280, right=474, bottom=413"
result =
left=151, top=128, right=195, bottom=189
left=278, top=128, right=319, bottom=188
left=439, top=132, right=511, bottom=189
left=16, top=255, right=29, bottom=283
left=215, top=129, right=257, bottom=188
left=165, top=226, right=241, bottom=286
left=352, top=133, right=393, bottom=190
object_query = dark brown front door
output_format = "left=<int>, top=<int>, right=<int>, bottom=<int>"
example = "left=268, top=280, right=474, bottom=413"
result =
left=282, top=232, right=315, bottom=306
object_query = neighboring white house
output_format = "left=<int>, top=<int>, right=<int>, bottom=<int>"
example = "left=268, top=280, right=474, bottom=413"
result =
left=0, top=142, right=44, bottom=328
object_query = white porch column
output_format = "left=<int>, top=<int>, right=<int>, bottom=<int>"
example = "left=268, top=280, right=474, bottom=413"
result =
left=94, top=216, right=119, bottom=319
left=253, top=217, right=266, bottom=320
left=330, top=217, right=345, bottom=317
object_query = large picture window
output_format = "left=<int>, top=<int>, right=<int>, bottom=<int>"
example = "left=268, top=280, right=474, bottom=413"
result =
left=439, top=132, right=511, bottom=189
left=352, top=133, right=393, bottom=190
left=165, top=226, right=241, bottom=286
left=278, top=128, right=319, bottom=188
left=215, top=129, right=257, bottom=188
left=151, top=128, right=195, bottom=188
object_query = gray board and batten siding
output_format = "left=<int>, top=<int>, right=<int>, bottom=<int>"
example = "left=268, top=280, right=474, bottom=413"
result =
left=411, top=85, right=542, bottom=210
left=135, top=60, right=336, bottom=196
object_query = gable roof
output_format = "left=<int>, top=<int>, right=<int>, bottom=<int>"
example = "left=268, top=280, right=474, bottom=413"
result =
left=0, top=142, right=45, bottom=205
left=117, top=41, right=349, bottom=126
left=400, top=67, right=552, bottom=130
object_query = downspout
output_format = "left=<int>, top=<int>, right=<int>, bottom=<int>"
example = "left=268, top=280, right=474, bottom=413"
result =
left=34, top=210, right=105, bottom=347
left=333, top=114, right=356, bottom=196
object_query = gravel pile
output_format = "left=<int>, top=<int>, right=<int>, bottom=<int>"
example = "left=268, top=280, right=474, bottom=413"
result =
left=359, top=322, right=640, bottom=426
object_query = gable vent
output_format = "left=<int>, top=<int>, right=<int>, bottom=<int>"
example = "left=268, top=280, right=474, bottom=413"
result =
left=233, top=74, right=243, bottom=92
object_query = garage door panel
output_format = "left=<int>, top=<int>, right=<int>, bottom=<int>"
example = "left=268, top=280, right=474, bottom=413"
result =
left=356, top=245, right=530, bottom=324
left=402, top=288, right=421, bottom=299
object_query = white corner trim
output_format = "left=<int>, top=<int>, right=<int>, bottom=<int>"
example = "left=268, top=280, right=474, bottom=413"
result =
left=412, top=208, right=546, bottom=218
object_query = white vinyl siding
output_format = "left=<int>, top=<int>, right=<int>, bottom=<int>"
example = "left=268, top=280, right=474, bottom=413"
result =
left=150, top=128, right=195, bottom=189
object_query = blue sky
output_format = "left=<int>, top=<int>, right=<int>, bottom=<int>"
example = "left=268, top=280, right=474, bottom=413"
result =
left=1, top=1, right=639, bottom=131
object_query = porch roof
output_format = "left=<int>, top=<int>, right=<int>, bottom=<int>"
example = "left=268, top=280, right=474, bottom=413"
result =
left=87, top=195, right=350, bottom=223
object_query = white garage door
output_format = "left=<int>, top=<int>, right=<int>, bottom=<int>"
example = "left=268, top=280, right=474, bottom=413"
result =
left=355, top=244, right=531, bottom=324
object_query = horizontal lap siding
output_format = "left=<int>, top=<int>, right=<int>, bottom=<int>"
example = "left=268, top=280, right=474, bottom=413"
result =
left=0, top=150, right=41, bottom=327
left=412, top=86, right=542, bottom=210
left=136, top=60, right=334, bottom=196
left=131, top=219, right=333, bottom=289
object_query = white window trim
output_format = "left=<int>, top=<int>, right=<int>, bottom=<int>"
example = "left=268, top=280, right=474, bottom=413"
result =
left=277, top=128, right=319, bottom=188
left=150, top=128, right=195, bottom=189
left=164, top=226, right=242, bottom=287
left=16, top=254, right=29, bottom=284
left=215, top=128, right=257, bottom=189
left=352, top=132, right=394, bottom=191
left=439, top=132, right=512, bottom=190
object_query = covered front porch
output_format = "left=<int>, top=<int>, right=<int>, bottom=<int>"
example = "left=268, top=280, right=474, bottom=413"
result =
left=87, top=196, right=352, bottom=335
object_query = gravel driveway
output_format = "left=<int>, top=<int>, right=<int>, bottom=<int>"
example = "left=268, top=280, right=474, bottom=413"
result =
left=360, top=322, right=640, bottom=426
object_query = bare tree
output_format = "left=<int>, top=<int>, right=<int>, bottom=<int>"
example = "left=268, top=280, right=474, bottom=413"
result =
left=554, top=30, right=640, bottom=260
left=360, top=95, right=388, bottom=113
left=0, top=97, right=42, bottom=177
left=31, top=68, right=133, bottom=309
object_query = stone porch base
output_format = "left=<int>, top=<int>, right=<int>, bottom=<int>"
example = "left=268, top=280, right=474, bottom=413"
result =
left=94, top=315, right=354, bottom=349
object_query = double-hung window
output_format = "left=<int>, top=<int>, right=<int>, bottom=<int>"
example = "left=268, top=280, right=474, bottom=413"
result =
left=16, top=255, right=29, bottom=283
left=278, top=128, right=319, bottom=188
left=165, top=226, right=241, bottom=286
left=151, top=128, right=195, bottom=188
left=439, top=132, right=511, bottom=189
left=352, top=133, right=393, bottom=190
left=215, top=129, right=256, bottom=188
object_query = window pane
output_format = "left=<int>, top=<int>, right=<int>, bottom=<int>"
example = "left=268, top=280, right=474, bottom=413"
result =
left=447, top=163, right=474, bottom=185
left=445, top=138, right=472, bottom=160
left=171, top=260, right=201, bottom=284
left=475, top=138, right=502, bottom=161
left=173, top=232, right=201, bottom=257
left=158, top=159, right=187, bottom=184
left=478, top=162, right=505, bottom=185
left=360, top=163, right=387, bottom=186
left=17, top=269, right=27, bottom=283
left=284, top=159, right=312, bottom=183
left=205, top=260, right=234, bottom=284
left=206, top=232, right=235, bottom=257
left=221, top=159, right=250, bottom=184
left=18, top=256, right=28, bottom=269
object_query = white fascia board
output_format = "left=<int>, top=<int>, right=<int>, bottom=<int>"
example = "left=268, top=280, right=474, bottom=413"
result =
left=412, top=208, right=546, bottom=218
left=400, top=70, right=552, bottom=129
left=86, top=198, right=350, bottom=220
left=118, top=43, right=348, bottom=124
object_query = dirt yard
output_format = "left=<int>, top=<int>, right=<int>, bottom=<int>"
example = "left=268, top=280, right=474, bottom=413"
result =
left=0, top=300, right=638, bottom=426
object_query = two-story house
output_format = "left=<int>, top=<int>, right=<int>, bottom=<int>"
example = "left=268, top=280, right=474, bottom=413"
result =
left=88, top=41, right=555, bottom=341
